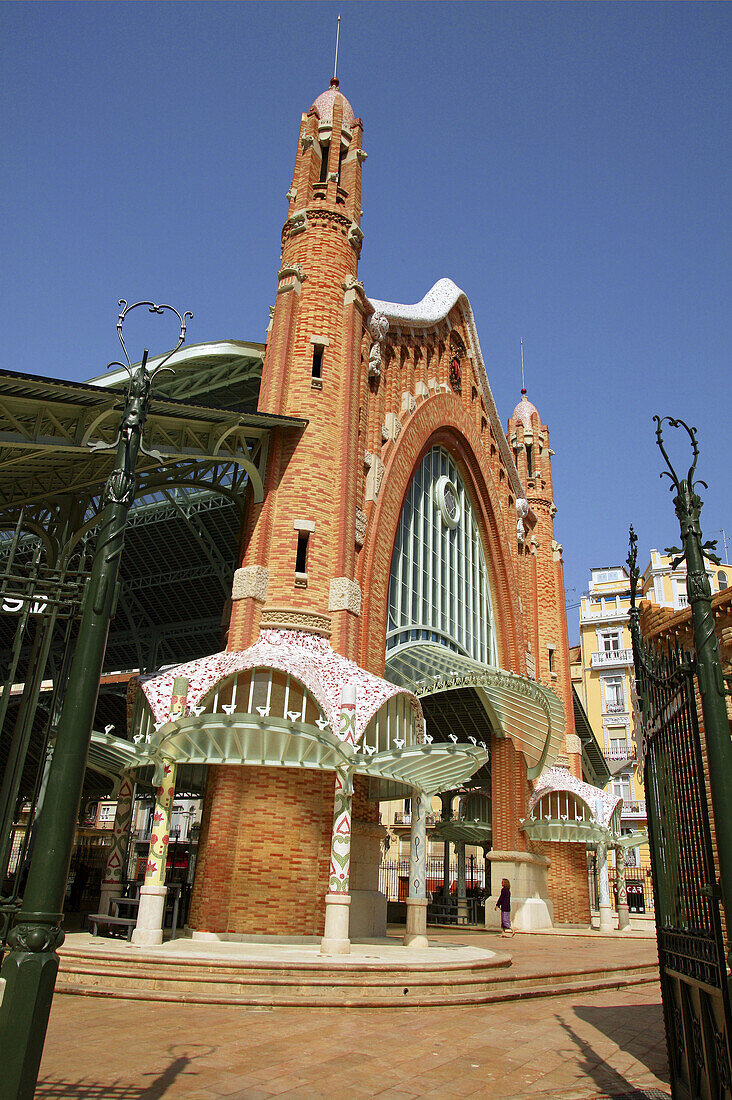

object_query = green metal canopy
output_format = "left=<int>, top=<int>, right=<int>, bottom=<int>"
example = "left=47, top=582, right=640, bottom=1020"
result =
left=386, top=644, right=565, bottom=779
left=432, top=819, right=492, bottom=845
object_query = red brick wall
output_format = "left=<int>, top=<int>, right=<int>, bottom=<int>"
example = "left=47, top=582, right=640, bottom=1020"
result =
left=541, top=841, right=591, bottom=924
left=189, top=766, right=334, bottom=936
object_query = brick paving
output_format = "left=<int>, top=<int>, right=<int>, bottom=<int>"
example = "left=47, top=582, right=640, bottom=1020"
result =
left=36, top=932, right=669, bottom=1099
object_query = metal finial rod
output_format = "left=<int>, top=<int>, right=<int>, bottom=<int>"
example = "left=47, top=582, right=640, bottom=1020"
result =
left=520, top=338, right=526, bottom=394
left=333, top=13, right=341, bottom=82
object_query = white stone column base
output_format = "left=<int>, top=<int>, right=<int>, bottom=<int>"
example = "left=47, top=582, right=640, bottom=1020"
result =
left=599, top=903, right=614, bottom=933
left=403, top=897, right=429, bottom=948
left=131, top=884, right=167, bottom=946
left=617, top=904, right=631, bottom=931
left=320, top=894, right=351, bottom=955
left=486, top=852, right=554, bottom=931
left=98, top=882, right=123, bottom=917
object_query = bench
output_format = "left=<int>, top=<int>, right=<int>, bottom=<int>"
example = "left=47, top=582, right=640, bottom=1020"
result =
left=87, top=913, right=137, bottom=941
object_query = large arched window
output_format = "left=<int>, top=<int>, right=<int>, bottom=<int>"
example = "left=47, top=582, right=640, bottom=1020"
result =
left=386, top=446, right=498, bottom=664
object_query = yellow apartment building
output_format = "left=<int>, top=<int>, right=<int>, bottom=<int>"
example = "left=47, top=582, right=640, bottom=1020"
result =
left=571, top=550, right=729, bottom=918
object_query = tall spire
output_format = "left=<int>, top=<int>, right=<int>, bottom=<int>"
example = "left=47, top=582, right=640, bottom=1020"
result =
left=333, top=13, right=341, bottom=85
left=520, top=337, right=526, bottom=396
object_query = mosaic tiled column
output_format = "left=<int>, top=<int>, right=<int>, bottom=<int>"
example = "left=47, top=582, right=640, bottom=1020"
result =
left=403, top=788, right=428, bottom=948
left=320, top=685, right=355, bottom=955
left=615, top=847, right=631, bottom=931
left=132, top=676, right=188, bottom=947
left=597, top=842, right=613, bottom=933
left=98, top=772, right=134, bottom=915
left=457, top=840, right=468, bottom=923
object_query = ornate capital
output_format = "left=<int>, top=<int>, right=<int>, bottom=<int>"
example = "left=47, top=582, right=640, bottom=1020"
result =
left=328, top=577, right=362, bottom=615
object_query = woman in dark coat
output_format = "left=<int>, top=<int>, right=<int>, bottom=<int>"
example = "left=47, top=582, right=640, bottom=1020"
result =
left=495, top=877, right=514, bottom=936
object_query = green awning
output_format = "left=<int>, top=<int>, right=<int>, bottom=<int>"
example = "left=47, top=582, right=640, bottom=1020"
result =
left=432, top=819, right=492, bottom=845
left=386, top=644, right=564, bottom=779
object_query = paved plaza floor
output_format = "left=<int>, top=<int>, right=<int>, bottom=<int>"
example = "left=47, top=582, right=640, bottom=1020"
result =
left=37, top=930, right=670, bottom=1100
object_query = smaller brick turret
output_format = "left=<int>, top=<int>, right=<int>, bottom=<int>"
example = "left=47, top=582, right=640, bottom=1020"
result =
left=507, top=390, right=580, bottom=778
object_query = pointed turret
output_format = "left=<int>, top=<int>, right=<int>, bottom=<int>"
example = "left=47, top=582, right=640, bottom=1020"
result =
left=230, top=83, right=370, bottom=659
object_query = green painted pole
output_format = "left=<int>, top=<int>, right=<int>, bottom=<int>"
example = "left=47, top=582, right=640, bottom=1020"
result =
left=0, top=298, right=190, bottom=1100
left=0, top=376, right=145, bottom=1100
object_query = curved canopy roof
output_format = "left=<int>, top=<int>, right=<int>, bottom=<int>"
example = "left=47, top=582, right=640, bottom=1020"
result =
left=385, top=644, right=564, bottom=779
left=140, top=629, right=423, bottom=745
left=521, top=765, right=623, bottom=846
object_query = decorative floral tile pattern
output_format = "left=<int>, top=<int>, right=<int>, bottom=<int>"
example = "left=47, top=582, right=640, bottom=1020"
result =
left=141, top=629, right=422, bottom=746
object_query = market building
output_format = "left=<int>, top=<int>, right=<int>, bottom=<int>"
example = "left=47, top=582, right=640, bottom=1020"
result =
left=1, top=80, right=604, bottom=947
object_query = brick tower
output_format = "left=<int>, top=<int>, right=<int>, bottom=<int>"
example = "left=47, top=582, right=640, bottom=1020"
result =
left=189, top=82, right=377, bottom=938
left=507, top=390, right=589, bottom=924
left=229, top=78, right=368, bottom=660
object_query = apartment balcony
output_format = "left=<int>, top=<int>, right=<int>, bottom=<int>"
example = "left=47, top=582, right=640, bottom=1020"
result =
left=604, top=702, right=628, bottom=716
left=591, top=648, right=634, bottom=669
left=393, top=812, right=439, bottom=827
left=580, top=604, right=630, bottom=624
left=621, top=800, right=646, bottom=820
left=605, top=744, right=636, bottom=761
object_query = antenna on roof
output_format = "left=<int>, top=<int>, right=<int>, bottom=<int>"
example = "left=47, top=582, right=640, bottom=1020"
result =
left=520, top=338, right=526, bottom=395
left=332, top=13, right=341, bottom=85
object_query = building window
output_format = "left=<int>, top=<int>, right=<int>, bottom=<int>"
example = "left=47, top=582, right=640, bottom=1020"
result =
left=98, top=803, right=116, bottom=823
left=295, top=531, right=309, bottom=574
left=386, top=446, right=497, bottom=663
left=603, top=676, right=625, bottom=713
left=719, top=571, right=728, bottom=591
left=601, top=630, right=622, bottom=653
left=318, top=142, right=330, bottom=183
left=606, top=725, right=628, bottom=756
left=612, top=774, right=632, bottom=803
left=312, top=344, right=323, bottom=380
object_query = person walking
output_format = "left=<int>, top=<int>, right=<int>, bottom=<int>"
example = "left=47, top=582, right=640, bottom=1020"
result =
left=496, top=877, right=515, bottom=936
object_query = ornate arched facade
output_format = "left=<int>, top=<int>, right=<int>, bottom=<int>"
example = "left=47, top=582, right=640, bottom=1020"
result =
left=113, top=78, right=591, bottom=947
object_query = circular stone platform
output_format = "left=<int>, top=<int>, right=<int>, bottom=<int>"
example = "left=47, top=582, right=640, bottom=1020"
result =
left=55, top=931, right=659, bottom=1007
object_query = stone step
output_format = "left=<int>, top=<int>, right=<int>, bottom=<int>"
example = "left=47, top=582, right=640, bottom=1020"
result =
left=56, top=972, right=658, bottom=1008
left=56, top=949, right=659, bottom=1007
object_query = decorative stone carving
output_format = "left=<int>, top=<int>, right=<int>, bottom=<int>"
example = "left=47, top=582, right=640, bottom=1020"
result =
left=286, top=187, right=297, bottom=202
left=232, top=566, right=269, bottom=603
left=364, top=452, right=385, bottom=502
left=401, top=391, right=417, bottom=416
left=516, top=498, right=530, bottom=544
left=355, top=508, right=367, bottom=548
left=367, top=312, right=389, bottom=378
left=552, top=539, right=563, bottom=563
left=290, top=211, right=307, bottom=236
left=327, top=172, right=339, bottom=183
left=260, top=608, right=332, bottom=636
left=343, top=274, right=365, bottom=293
left=328, top=577, right=362, bottom=615
left=301, top=134, right=314, bottom=153
left=268, top=305, right=275, bottom=321
left=356, top=149, right=368, bottom=162
left=382, top=412, right=402, bottom=443
left=415, top=380, right=429, bottom=401
left=348, top=222, right=364, bottom=253
left=529, top=535, right=539, bottom=557
left=278, top=263, right=306, bottom=284
left=564, top=734, right=582, bottom=755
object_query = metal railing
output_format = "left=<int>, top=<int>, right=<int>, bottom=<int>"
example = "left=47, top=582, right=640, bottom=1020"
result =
left=379, top=857, right=487, bottom=902
left=620, top=800, right=646, bottom=819
left=591, top=648, right=634, bottom=668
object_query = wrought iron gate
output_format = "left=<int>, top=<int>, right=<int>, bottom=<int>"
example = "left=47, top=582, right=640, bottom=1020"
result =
left=629, top=529, right=732, bottom=1099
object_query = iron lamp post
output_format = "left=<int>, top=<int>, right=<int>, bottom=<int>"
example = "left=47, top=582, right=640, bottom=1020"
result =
left=0, top=301, right=191, bottom=1100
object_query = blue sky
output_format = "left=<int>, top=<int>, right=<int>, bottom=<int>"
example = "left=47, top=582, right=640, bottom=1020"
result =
left=3, top=2, right=730, bottom=639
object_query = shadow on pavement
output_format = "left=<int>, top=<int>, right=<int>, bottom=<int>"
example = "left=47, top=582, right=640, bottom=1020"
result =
left=37, top=1043, right=216, bottom=1099
left=558, top=1004, right=670, bottom=1099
